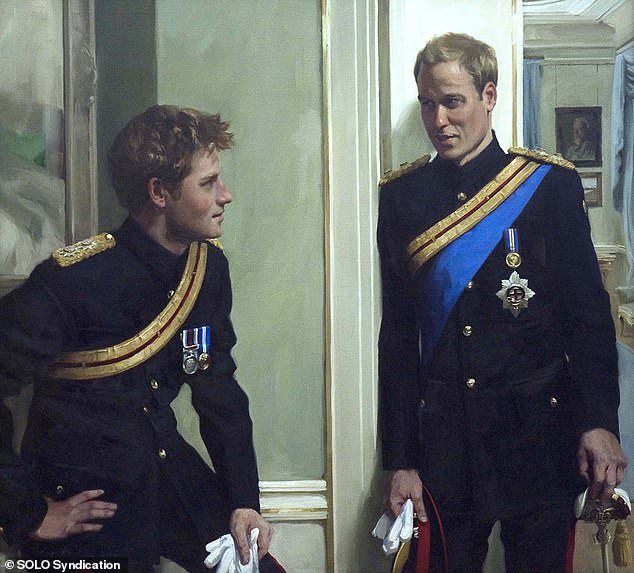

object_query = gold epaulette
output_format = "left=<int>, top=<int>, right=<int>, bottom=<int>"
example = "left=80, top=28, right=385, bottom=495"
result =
left=508, top=147, right=575, bottom=171
left=379, top=154, right=431, bottom=187
left=207, top=238, right=224, bottom=251
left=52, top=233, right=116, bottom=267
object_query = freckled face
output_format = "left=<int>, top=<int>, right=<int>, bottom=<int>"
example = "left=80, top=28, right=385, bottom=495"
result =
left=416, top=60, right=496, bottom=166
left=164, top=149, right=232, bottom=247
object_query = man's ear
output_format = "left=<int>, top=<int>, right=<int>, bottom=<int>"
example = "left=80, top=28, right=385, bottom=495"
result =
left=147, top=177, right=168, bottom=208
left=482, top=81, right=497, bottom=112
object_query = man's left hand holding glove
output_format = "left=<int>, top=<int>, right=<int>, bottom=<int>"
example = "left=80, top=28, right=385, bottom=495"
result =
left=205, top=508, right=273, bottom=572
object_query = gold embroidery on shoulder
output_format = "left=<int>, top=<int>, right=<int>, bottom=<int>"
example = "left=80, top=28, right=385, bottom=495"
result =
left=207, top=238, right=224, bottom=251
left=508, top=146, right=575, bottom=171
left=52, top=233, right=116, bottom=267
left=379, top=154, right=431, bottom=187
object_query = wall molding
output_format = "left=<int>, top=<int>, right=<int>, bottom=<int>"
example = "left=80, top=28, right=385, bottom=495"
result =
left=260, top=480, right=328, bottom=522
left=522, top=0, right=628, bottom=22
left=64, top=0, right=98, bottom=242
left=527, top=54, right=616, bottom=63
left=326, top=0, right=383, bottom=570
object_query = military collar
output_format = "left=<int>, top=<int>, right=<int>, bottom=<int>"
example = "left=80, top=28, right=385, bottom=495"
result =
left=114, top=218, right=185, bottom=284
left=456, top=134, right=507, bottom=185
left=433, top=133, right=510, bottom=199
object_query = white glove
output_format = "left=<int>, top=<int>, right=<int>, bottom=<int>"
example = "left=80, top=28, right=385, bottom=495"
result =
left=371, top=498, right=414, bottom=555
left=205, top=535, right=232, bottom=561
left=204, top=528, right=260, bottom=572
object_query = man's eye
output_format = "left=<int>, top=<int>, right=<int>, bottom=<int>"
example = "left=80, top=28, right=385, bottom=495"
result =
left=420, top=100, right=434, bottom=110
left=445, top=98, right=461, bottom=108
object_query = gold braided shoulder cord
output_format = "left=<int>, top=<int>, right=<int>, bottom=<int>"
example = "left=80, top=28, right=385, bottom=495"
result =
left=48, top=242, right=208, bottom=380
left=406, top=157, right=541, bottom=275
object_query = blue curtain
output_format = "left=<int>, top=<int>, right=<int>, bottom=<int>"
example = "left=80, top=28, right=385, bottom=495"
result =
left=523, top=59, right=542, bottom=150
left=611, top=46, right=634, bottom=283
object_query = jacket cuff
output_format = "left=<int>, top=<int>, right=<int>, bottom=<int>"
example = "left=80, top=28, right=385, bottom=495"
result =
left=2, top=492, right=48, bottom=546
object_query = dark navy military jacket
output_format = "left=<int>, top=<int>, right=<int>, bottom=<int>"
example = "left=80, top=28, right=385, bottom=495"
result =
left=377, top=137, right=619, bottom=520
left=0, top=218, right=260, bottom=561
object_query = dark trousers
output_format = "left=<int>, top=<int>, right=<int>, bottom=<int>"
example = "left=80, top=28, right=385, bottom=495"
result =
left=158, top=470, right=286, bottom=573
left=403, top=505, right=573, bottom=573
left=22, top=472, right=286, bottom=573
left=159, top=487, right=285, bottom=573
left=163, top=553, right=284, bottom=573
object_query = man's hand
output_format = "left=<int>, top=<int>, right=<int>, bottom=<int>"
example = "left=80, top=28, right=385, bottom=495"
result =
left=30, top=489, right=117, bottom=541
left=385, top=469, right=427, bottom=522
left=577, top=428, right=628, bottom=503
left=229, top=507, right=273, bottom=565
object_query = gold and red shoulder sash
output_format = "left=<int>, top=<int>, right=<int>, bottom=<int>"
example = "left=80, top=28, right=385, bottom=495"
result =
left=405, top=156, right=542, bottom=276
left=48, top=241, right=208, bottom=380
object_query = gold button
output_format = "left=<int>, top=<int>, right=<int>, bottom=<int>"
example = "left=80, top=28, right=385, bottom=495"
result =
left=167, top=290, right=175, bottom=299
left=158, top=448, right=167, bottom=459
left=56, top=485, right=64, bottom=495
left=550, top=397, right=558, bottom=408
left=465, top=280, right=475, bottom=290
left=457, top=192, right=467, bottom=201
left=466, top=378, right=476, bottom=388
left=143, top=406, right=150, bottom=414
left=463, top=325, right=473, bottom=337
left=150, top=379, right=159, bottom=390
left=0, top=526, right=4, bottom=535
left=419, top=399, right=426, bottom=407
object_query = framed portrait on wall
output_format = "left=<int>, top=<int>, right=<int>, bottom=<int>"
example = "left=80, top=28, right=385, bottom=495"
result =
left=580, top=171, right=602, bottom=208
left=555, top=106, right=602, bottom=168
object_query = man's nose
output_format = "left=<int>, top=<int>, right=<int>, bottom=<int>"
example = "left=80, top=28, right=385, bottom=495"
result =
left=217, top=178, right=233, bottom=204
left=434, top=105, right=449, bottom=129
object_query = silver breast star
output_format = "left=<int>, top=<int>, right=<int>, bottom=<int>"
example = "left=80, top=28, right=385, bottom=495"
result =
left=496, top=271, right=535, bottom=317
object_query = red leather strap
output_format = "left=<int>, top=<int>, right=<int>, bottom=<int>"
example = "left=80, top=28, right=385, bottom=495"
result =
left=416, top=519, right=430, bottom=573
left=415, top=486, right=449, bottom=573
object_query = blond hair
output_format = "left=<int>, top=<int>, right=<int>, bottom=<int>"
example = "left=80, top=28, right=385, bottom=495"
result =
left=414, top=32, right=498, bottom=94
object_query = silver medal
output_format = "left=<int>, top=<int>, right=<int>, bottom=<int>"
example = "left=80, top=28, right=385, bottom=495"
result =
left=182, top=344, right=200, bottom=375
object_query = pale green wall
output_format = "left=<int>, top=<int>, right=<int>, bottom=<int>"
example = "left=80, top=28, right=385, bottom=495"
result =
left=157, top=0, right=325, bottom=480
left=96, top=0, right=157, bottom=232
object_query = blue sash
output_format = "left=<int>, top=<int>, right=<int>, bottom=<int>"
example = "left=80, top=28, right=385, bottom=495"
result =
left=416, top=164, right=551, bottom=381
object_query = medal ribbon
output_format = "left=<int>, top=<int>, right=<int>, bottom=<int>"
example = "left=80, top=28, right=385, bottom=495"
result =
left=504, top=228, right=519, bottom=256
left=200, top=326, right=210, bottom=353
left=181, top=326, right=210, bottom=352
left=415, top=163, right=551, bottom=383
left=181, top=326, right=211, bottom=374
